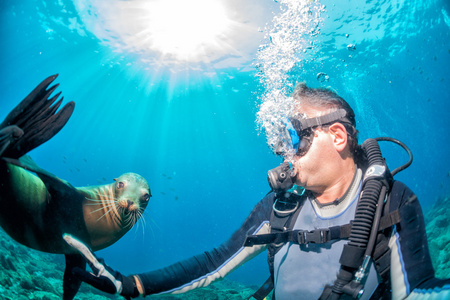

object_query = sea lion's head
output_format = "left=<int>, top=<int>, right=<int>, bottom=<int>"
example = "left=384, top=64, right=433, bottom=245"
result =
left=80, top=172, right=151, bottom=251
left=113, top=172, right=151, bottom=228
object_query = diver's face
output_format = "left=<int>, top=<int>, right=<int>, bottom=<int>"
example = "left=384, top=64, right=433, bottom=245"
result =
left=288, top=107, right=337, bottom=193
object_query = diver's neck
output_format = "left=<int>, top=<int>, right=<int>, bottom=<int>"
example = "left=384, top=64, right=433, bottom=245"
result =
left=313, top=163, right=356, bottom=204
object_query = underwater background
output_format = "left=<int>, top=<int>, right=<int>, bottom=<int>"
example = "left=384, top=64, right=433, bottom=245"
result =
left=0, top=0, right=449, bottom=299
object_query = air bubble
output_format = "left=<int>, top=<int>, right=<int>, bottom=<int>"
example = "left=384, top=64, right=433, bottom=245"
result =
left=255, top=0, right=324, bottom=157
left=316, top=72, right=329, bottom=82
left=347, top=44, right=356, bottom=51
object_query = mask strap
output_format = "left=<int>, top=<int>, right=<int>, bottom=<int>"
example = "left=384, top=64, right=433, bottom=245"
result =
left=300, top=109, right=347, bottom=130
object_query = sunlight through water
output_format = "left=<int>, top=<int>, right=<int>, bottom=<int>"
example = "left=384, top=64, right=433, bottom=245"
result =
left=145, top=0, right=230, bottom=60
left=72, top=0, right=277, bottom=71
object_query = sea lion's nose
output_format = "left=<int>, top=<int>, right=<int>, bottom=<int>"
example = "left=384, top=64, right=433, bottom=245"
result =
left=126, top=200, right=134, bottom=208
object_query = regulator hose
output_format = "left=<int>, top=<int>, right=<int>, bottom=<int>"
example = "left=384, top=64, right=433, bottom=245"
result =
left=322, top=138, right=403, bottom=300
left=375, top=137, right=413, bottom=176
left=348, top=139, right=385, bottom=249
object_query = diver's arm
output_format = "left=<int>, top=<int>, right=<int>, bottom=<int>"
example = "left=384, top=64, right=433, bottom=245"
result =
left=388, top=182, right=450, bottom=299
left=63, top=234, right=140, bottom=298
left=134, top=193, right=274, bottom=296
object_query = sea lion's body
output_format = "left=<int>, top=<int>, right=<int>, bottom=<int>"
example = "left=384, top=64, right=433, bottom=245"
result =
left=0, top=75, right=151, bottom=299
left=0, top=161, right=150, bottom=254
left=0, top=161, right=82, bottom=254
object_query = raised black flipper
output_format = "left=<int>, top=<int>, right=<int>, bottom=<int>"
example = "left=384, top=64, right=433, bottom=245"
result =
left=63, top=254, right=87, bottom=300
left=0, top=74, right=75, bottom=159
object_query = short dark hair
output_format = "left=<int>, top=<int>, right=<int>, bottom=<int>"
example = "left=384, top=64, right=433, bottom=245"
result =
left=292, top=82, right=364, bottom=165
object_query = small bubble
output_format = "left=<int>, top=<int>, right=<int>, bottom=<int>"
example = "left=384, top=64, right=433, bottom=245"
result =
left=316, top=72, right=330, bottom=82
left=347, top=44, right=356, bottom=51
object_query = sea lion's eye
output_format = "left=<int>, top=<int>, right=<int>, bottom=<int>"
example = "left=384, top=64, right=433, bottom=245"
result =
left=117, top=182, right=124, bottom=189
left=143, top=193, right=150, bottom=201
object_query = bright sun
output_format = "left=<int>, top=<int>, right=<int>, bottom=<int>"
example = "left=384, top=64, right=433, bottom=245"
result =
left=144, top=0, right=231, bottom=61
left=74, top=0, right=272, bottom=69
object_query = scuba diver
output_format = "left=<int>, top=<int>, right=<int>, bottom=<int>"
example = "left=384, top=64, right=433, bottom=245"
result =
left=65, top=83, right=450, bottom=299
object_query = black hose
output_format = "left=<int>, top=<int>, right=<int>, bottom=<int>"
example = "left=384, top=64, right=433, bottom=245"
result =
left=348, top=180, right=381, bottom=248
left=349, top=139, right=384, bottom=248
left=326, top=139, right=386, bottom=298
left=365, top=185, right=387, bottom=256
left=375, top=137, right=413, bottom=176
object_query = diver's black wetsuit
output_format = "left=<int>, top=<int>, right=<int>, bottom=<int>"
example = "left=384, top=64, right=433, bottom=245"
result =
left=135, top=172, right=450, bottom=299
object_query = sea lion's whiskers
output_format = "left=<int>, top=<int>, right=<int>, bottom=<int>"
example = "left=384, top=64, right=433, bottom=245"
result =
left=133, top=214, right=141, bottom=233
left=143, top=212, right=158, bottom=239
left=123, top=212, right=139, bottom=230
left=137, top=213, right=146, bottom=237
left=87, top=188, right=119, bottom=203
left=90, top=203, right=115, bottom=214
left=86, top=196, right=117, bottom=201
left=122, top=217, right=132, bottom=230
left=85, top=199, right=116, bottom=205
left=117, top=207, right=133, bottom=228
left=131, top=211, right=149, bottom=239
left=125, top=220, right=134, bottom=230
left=85, top=196, right=118, bottom=203
left=130, top=210, right=145, bottom=234
left=134, top=215, right=142, bottom=231
left=134, top=212, right=141, bottom=226
left=117, top=206, right=125, bottom=215
left=124, top=213, right=136, bottom=229
left=90, top=187, right=114, bottom=196
left=84, top=197, right=103, bottom=203
left=132, top=216, right=140, bottom=232
left=96, top=206, right=115, bottom=222
left=136, top=210, right=146, bottom=228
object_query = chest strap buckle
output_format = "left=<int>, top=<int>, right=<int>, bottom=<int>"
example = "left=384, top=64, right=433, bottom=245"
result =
left=297, top=229, right=329, bottom=244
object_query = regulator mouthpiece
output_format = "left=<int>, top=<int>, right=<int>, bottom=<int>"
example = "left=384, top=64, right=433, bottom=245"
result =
left=267, top=162, right=295, bottom=193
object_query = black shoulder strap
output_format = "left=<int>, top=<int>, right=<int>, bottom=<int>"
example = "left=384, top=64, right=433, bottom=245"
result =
left=247, top=192, right=305, bottom=300
left=266, top=192, right=305, bottom=273
left=247, top=276, right=274, bottom=300
left=369, top=190, right=396, bottom=299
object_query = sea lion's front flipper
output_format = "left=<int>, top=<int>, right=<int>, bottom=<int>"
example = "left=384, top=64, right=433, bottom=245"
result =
left=0, top=74, right=75, bottom=159
left=2, top=155, right=72, bottom=189
left=63, top=254, right=86, bottom=300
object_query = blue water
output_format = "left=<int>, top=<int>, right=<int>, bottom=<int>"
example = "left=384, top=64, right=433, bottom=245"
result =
left=1, top=0, right=449, bottom=287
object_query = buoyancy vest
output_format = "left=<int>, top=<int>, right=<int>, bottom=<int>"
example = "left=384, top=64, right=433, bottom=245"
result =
left=245, top=187, right=401, bottom=300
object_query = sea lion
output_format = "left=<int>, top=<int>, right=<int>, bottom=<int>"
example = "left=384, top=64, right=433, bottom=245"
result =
left=0, top=75, right=151, bottom=300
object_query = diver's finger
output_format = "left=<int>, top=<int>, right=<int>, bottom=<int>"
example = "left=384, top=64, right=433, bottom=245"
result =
left=63, top=234, right=105, bottom=274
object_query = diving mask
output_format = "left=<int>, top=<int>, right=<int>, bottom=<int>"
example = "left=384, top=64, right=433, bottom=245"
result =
left=274, top=109, right=350, bottom=156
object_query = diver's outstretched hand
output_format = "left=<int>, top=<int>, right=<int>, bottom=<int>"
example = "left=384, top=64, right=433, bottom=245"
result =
left=63, top=234, right=139, bottom=300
